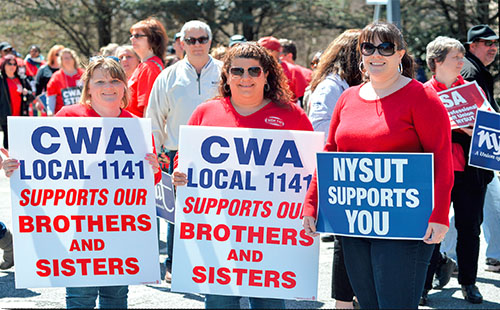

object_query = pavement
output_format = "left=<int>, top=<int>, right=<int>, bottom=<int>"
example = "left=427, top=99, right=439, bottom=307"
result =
left=0, top=158, right=500, bottom=308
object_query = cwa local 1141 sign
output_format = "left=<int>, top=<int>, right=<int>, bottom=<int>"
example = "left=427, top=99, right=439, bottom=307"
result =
left=172, top=126, right=324, bottom=300
left=7, top=117, right=160, bottom=288
left=316, top=152, right=434, bottom=239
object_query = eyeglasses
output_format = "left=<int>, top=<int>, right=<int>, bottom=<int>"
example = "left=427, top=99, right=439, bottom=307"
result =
left=130, top=34, right=147, bottom=39
left=229, top=66, right=263, bottom=78
left=5, top=61, right=17, bottom=66
left=184, top=36, right=210, bottom=45
left=360, top=42, right=396, bottom=56
left=476, top=40, right=498, bottom=47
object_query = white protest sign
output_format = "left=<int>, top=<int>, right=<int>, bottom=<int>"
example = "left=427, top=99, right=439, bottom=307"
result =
left=172, top=126, right=323, bottom=301
left=8, top=116, right=160, bottom=288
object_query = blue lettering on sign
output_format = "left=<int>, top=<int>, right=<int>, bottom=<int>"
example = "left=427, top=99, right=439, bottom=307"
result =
left=105, top=128, right=133, bottom=154
left=201, top=136, right=230, bottom=164
left=32, top=126, right=60, bottom=154
left=274, top=140, right=303, bottom=167
left=234, top=138, right=272, bottom=166
left=64, top=127, right=101, bottom=154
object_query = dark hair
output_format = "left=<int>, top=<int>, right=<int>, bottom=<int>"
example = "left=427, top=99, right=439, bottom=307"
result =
left=219, top=42, right=292, bottom=106
left=130, top=17, right=168, bottom=66
left=310, top=29, right=362, bottom=92
left=358, top=22, right=414, bottom=79
left=1, top=54, right=19, bottom=78
left=279, top=39, right=297, bottom=61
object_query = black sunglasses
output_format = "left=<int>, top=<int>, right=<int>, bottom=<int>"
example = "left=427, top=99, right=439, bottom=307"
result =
left=5, top=61, right=17, bottom=66
left=184, top=36, right=209, bottom=45
left=360, top=42, right=396, bottom=56
left=229, top=66, right=263, bottom=78
left=130, top=34, right=147, bottom=39
left=476, top=40, right=498, bottom=47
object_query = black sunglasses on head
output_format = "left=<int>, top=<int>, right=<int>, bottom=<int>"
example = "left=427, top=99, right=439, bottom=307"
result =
left=229, top=66, right=263, bottom=78
left=360, top=42, right=396, bottom=56
left=184, top=36, right=209, bottom=45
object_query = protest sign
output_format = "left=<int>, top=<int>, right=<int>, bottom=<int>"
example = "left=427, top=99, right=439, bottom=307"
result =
left=171, top=126, right=323, bottom=300
left=316, top=152, right=434, bottom=239
left=61, top=87, right=82, bottom=106
left=155, top=171, right=175, bottom=222
left=437, top=81, right=489, bottom=129
left=469, top=109, right=500, bottom=171
left=8, top=117, right=160, bottom=288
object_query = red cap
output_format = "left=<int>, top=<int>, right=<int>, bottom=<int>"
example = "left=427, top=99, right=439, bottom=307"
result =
left=258, top=36, right=281, bottom=52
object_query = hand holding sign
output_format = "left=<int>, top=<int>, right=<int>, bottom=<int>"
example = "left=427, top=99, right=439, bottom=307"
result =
left=302, top=216, right=319, bottom=237
left=423, top=222, right=448, bottom=244
left=172, top=169, right=188, bottom=187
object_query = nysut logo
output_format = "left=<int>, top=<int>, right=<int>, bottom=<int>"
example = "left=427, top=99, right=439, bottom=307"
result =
left=264, top=116, right=285, bottom=127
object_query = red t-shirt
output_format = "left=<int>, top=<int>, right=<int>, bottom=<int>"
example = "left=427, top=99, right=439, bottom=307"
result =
left=6, top=77, right=22, bottom=116
left=126, top=56, right=164, bottom=117
left=281, top=60, right=308, bottom=101
left=46, top=68, right=84, bottom=113
left=56, top=104, right=162, bottom=184
left=302, top=80, right=454, bottom=227
left=25, top=60, right=46, bottom=77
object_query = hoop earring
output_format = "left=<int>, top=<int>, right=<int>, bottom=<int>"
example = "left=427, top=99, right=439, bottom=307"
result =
left=224, top=84, right=230, bottom=92
left=398, top=63, right=403, bottom=74
left=264, top=83, right=270, bottom=92
left=359, top=62, right=365, bottom=73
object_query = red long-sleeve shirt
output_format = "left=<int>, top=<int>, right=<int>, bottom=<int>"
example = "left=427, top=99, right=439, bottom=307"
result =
left=303, top=80, right=454, bottom=226
left=126, top=56, right=163, bottom=117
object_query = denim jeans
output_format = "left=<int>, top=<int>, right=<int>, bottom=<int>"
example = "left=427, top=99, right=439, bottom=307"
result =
left=0, top=221, right=6, bottom=239
left=342, top=237, right=433, bottom=309
left=66, top=286, right=128, bottom=309
left=205, top=294, right=285, bottom=309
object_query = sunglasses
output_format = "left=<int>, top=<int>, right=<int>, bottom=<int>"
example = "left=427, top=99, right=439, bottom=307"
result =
left=229, top=66, right=263, bottom=78
left=184, top=36, right=209, bottom=45
left=130, top=34, right=147, bottom=39
left=360, top=42, right=396, bottom=56
left=5, top=61, right=17, bottom=66
left=476, top=40, right=498, bottom=47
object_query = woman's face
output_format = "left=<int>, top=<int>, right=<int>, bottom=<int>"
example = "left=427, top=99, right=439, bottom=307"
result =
left=53, top=48, right=63, bottom=67
left=130, top=28, right=150, bottom=59
left=4, top=59, right=17, bottom=77
left=435, top=48, right=464, bottom=78
left=227, top=57, right=268, bottom=103
left=117, top=49, right=140, bottom=78
left=361, top=36, right=405, bottom=82
left=87, top=68, right=125, bottom=110
left=61, top=52, right=75, bottom=70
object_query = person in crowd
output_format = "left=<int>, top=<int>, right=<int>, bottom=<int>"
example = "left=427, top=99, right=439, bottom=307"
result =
left=414, top=58, right=428, bottom=83
left=172, top=32, right=184, bottom=61
left=146, top=19, right=222, bottom=284
left=307, top=29, right=362, bottom=309
left=228, top=34, right=246, bottom=47
left=35, top=45, right=64, bottom=97
left=258, top=36, right=307, bottom=104
left=0, top=221, right=14, bottom=270
left=100, top=43, right=119, bottom=57
left=279, top=38, right=313, bottom=83
left=127, top=17, right=167, bottom=117
left=0, top=54, right=33, bottom=149
left=115, top=45, right=141, bottom=80
left=461, top=25, right=500, bottom=276
left=302, top=22, right=454, bottom=309
left=302, top=50, right=322, bottom=115
left=171, top=41, right=313, bottom=309
left=46, top=48, right=83, bottom=115
left=210, top=44, right=227, bottom=60
left=310, top=51, right=322, bottom=70
left=422, top=36, right=483, bottom=305
left=0, top=42, right=12, bottom=58
left=2, top=57, right=161, bottom=309
left=24, top=45, right=46, bottom=79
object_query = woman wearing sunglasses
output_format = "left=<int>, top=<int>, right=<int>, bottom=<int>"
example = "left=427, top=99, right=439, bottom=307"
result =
left=171, top=42, right=312, bottom=309
left=127, top=17, right=167, bottom=117
left=0, top=54, right=34, bottom=149
left=302, top=22, right=454, bottom=309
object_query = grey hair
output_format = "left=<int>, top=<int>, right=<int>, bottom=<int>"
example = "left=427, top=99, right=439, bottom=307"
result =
left=426, top=36, right=465, bottom=73
left=180, top=20, right=212, bottom=41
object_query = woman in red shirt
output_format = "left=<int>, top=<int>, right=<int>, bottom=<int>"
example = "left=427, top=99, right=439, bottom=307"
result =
left=302, top=22, right=454, bottom=309
left=0, top=54, right=33, bottom=149
left=46, top=48, right=84, bottom=115
left=127, top=17, right=167, bottom=117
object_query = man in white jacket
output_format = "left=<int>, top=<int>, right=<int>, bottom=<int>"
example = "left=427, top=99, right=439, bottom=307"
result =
left=146, top=20, right=222, bottom=283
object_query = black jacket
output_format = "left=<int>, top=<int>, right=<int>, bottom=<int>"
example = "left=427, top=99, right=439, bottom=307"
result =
left=461, top=51, right=499, bottom=112
left=0, top=73, right=33, bottom=125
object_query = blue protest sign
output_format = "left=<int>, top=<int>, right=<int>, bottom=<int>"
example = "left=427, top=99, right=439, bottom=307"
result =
left=155, top=171, right=175, bottom=223
left=316, top=152, right=434, bottom=239
left=469, top=110, right=500, bottom=172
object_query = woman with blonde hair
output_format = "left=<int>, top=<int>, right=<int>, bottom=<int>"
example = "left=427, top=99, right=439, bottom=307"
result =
left=115, top=45, right=141, bottom=80
left=34, top=44, right=64, bottom=97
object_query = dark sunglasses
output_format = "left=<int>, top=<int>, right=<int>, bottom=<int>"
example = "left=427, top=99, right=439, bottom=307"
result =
left=476, top=40, right=498, bottom=47
left=229, top=66, right=263, bottom=78
left=184, top=36, right=209, bottom=45
left=5, top=61, right=17, bottom=66
left=360, top=42, right=396, bottom=56
left=130, top=34, right=147, bottom=39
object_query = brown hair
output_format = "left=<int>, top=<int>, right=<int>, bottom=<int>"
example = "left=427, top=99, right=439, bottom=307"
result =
left=219, top=42, right=292, bottom=106
left=358, top=22, right=414, bottom=79
left=130, top=17, right=168, bottom=65
left=80, top=57, right=129, bottom=109
left=59, top=48, right=81, bottom=70
left=47, top=44, right=65, bottom=67
left=310, top=29, right=362, bottom=92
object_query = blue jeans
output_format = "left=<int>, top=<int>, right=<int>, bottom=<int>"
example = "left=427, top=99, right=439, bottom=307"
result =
left=66, top=286, right=128, bottom=309
left=0, top=221, right=6, bottom=239
left=205, top=294, right=285, bottom=309
left=342, top=237, right=433, bottom=309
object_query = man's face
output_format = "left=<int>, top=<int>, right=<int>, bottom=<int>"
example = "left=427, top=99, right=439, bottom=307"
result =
left=469, top=39, right=498, bottom=66
left=182, top=28, right=211, bottom=59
